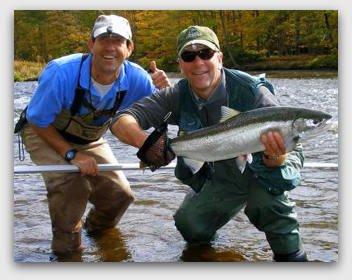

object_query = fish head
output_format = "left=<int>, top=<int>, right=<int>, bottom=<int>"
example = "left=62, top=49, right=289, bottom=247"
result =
left=292, top=109, right=332, bottom=139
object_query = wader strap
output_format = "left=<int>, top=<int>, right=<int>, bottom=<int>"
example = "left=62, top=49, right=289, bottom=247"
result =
left=17, top=133, right=25, bottom=161
left=70, top=53, right=90, bottom=116
left=110, top=90, right=126, bottom=115
left=14, top=107, right=29, bottom=161
left=70, top=52, right=126, bottom=118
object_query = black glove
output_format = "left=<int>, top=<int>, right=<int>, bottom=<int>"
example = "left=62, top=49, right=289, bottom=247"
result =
left=137, top=113, right=175, bottom=171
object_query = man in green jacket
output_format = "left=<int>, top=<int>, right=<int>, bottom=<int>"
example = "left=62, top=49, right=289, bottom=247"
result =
left=111, top=26, right=308, bottom=261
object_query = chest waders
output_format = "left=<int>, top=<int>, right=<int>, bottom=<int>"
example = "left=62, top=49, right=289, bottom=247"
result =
left=52, top=54, right=126, bottom=145
left=172, top=70, right=304, bottom=258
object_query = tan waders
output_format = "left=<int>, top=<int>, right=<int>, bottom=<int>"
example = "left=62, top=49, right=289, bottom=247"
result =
left=22, top=125, right=134, bottom=254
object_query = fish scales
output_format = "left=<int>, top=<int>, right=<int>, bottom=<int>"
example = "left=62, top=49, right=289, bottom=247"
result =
left=171, top=120, right=295, bottom=162
left=169, top=106, right=331, bottom=163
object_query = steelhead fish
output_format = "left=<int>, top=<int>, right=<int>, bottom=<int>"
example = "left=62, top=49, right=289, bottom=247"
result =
left=169, top=106, right=332, bottom=173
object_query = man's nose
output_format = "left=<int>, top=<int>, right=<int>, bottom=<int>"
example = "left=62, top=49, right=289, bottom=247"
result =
left=192, top=55, right=205, bottom=64
left=103, top=39, right=115, bottom=48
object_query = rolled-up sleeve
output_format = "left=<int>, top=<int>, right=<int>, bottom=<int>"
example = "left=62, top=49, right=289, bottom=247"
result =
left=249, top=144, right=304, bottom=194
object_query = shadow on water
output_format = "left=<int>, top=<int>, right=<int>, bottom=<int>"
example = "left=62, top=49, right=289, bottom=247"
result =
left=84, top=228, right=132, bottom=262
left=51, top=228, right=131, bottom=262
left=180, top=243, right=247, bottom=262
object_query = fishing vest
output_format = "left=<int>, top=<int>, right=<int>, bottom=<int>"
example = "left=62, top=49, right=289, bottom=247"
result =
left=174, top=68, right=275, bottom=192
left=175, top=71, right=300, bottom=195
left=52, top=54, right=126, bottom=144
left=177, top=68, right=274, bottom=133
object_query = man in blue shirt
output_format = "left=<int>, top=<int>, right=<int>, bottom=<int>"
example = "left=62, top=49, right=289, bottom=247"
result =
left=21, top=14, right=170, bottom=256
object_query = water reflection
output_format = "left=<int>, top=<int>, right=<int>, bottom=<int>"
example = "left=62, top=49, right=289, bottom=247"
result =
left=84, top=228, right=131, bottom=262
left=180, top=243, right=247, bottom=262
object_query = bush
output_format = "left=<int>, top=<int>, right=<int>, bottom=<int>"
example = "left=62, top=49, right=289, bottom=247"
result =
left=224, top=49, right=265, bottom=65
left=308, top=54, right=338, bottom=69
left=14, top=60, right=45, bottom=81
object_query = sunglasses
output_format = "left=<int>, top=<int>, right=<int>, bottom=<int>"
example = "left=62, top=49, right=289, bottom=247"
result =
left=180, top=49, right=216, bottom=62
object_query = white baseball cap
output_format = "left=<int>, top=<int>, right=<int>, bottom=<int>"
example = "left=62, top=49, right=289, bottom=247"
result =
left=92, top=15, right=132, bottom=40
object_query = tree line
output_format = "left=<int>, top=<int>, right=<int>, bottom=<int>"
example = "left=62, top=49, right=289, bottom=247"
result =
left=14, top=10, right=338, bottom=71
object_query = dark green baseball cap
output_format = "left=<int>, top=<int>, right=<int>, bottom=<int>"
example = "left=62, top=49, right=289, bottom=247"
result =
left=177, top=26, right=220, bottom=56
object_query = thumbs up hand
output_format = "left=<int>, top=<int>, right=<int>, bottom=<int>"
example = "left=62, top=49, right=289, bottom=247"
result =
left=149, top=61, right=171, bottom=90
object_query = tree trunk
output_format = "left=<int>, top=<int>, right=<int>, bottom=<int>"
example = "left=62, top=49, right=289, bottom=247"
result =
left=294, top=13, right=301, bottom=54
left=324, top=12, right=334, bottom=49
left=218, top=11, right=239, bottom=68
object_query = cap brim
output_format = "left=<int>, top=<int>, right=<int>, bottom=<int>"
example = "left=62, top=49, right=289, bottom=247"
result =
left=178, top=40, right=219, bottom=56
left=93, top=26, right=130, bottom=40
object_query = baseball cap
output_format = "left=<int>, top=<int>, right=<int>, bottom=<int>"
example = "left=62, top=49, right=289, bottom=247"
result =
left=177, top=26, right=220, bottom=56
left=92, top=15, right=132, bottom=40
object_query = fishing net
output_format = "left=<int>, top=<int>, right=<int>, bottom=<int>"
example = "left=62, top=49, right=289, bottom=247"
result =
left=137, top=113, right=175, bottom=171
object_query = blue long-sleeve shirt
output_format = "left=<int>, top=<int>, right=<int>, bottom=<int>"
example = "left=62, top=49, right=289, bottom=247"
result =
left=27, top=53, right=156, bottom=127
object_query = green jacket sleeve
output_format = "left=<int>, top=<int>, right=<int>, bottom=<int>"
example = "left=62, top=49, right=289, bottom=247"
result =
left=248, top=144, right=304, bottom=195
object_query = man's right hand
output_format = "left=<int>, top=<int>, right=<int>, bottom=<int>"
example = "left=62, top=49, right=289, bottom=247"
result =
left=30, top=124, right=99, bottom=176
left=71, top=152, right=99, bottom=176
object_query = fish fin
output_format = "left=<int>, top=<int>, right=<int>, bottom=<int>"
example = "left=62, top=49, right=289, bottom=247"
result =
left=220, top=106, right=241, bottom=123
left=183, top=158, right=205, bottom=174
left=235, top=154, right=253, bottom=174
left=247, top=153, right=253, bottom=164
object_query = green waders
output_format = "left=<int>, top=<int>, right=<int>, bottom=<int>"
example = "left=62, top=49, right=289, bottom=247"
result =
left=174, top=157, right=303, bottom=256
left=172, top=69, right=304, bottom=257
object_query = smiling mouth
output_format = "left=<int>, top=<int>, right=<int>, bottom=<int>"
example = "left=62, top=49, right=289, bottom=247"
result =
left=103, top=55, right=115, bottom=60
left=192, top=71, right=208, bottom=76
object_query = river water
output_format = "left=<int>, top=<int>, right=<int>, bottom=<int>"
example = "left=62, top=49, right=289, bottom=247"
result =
left=13, top=71, right=338, bottom=262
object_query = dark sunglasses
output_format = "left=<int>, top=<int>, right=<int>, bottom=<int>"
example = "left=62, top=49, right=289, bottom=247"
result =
left=180, top=49, right=216, bottom=62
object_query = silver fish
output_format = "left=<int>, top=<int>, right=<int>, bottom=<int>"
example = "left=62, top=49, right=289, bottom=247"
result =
left=170, top=106, right=332, bottom=173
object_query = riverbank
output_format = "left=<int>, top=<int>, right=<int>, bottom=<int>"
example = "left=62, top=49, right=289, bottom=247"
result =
left=14, top=60, right=45, bottom=82
left=241, top=54, right=337, bottom=71
left=14, top=54, right=337, bottom=82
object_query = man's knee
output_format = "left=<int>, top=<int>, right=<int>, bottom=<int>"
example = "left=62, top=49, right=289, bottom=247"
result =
left=245, top=191, right=302, bottom=255
left=111, top=182, right=135, bottom=207
left=85, top=181, right=134, bottom=233
left=174, top=208, right=214, bottom=243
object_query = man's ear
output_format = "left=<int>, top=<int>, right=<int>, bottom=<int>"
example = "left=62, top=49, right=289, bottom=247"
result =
left=218, top=51, right=224, bottom=63
left=87, top=38, right=94, bottom=52
left=216, top=52, right=223, bottom=70
left=126, top=41, right=134, bottom=58
left=178, top=62, right=184, bottom=75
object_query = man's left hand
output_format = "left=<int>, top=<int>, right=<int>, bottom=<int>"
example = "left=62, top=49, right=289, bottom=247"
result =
left=149, top=61, right=171, bottom=89
left=260, top=131, right=287, bottom=167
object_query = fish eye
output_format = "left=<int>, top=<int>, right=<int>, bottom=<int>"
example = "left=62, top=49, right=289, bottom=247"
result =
left=306, top=119, right=320, bottom=127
